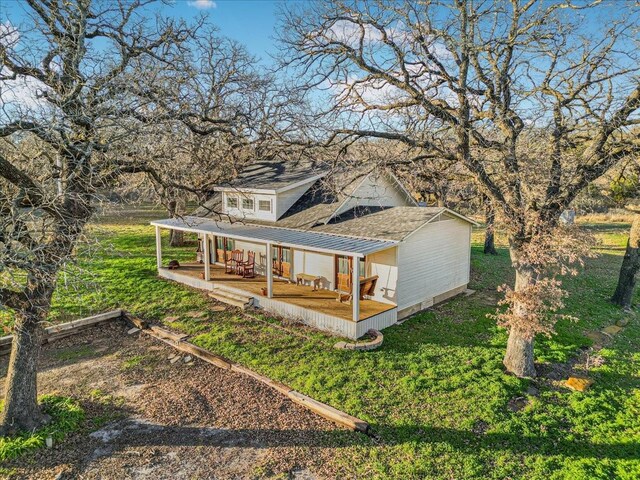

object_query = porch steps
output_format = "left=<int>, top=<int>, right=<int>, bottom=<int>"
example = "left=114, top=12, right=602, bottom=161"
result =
left=208, top=288, right=254, bottom=310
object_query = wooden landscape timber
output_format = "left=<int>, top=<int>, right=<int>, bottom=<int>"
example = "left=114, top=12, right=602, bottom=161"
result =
left=3, top=309, right=370, bottom=434
left=123, top=315, right=371, bottom=434
left=0, top=310, right=124, bottom=356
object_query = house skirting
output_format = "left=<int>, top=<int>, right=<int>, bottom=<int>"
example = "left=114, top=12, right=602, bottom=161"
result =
left=252, top=295, right=397, bottom=339
left=397, top=284, right=468, bottom=320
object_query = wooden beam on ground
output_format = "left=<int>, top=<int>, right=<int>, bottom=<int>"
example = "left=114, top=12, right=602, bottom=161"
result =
left=0, top=309, right=124, bottom=355
left=230, top=363, right=292, bottom=395
left=122, top=314, right=149, bottom=330
left=148, top=325, right=189, bottom=343
left=173, top=340, right=233, bottom=370
left=287, top=390, right=370, bottom=433
left=141, top=325, right=232, bottom=369
left=137, top=322, right=370, bottom=434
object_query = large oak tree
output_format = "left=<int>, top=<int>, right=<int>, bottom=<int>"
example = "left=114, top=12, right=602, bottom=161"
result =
left=279, top=0, right=640, bottom=376
left=0, top=0, right=208, bottom=433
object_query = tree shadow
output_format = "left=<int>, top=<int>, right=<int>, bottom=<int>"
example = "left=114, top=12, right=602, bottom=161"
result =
left=54, top=418, right=640, bottom=474
left=369, top=423, right=639, bottom=461
left=6, top=400, right=637, bottom=477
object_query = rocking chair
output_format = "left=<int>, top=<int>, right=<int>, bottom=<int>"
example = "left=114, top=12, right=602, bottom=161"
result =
left=225, top=249, right=244, bottom=274
left=238, top=251, right=256, bottom=278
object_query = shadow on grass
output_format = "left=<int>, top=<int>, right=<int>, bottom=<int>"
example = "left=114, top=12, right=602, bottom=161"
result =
left=3, top=396, right=133, bottom=475
left=370, top=424, right=639, bottom=460
left=43, top=418, right=638, bottom=464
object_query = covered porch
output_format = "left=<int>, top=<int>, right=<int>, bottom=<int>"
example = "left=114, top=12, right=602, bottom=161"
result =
left=151, top=216, right=399, bottom=338
left=158, top=263, right=395, bottom=322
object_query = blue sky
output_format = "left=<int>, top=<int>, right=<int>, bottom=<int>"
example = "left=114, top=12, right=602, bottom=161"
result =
left=1, top=0, right=284, bottom=63
left=165, top=0, right=283, bottom=61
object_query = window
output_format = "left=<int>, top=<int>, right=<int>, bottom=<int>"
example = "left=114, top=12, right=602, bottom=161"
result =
left=258, top=199, right=271, bottom=212
left=216, top=237, right=234, bottom=251
left=336, top=256, right=366, bottom=276
left=242, top=197, right=254, bottom=210
left=226, top=195, right=238, bottom=209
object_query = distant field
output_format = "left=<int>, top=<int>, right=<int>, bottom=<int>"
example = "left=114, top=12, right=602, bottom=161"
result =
left=3, top=206, right=639, bottom=479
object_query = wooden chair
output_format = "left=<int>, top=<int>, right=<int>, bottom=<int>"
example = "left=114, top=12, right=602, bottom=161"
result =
left=272, top=258, right=279, bottom=276
left=336, top=275, right=379, bottom=303
left=226, top=249, right=244, bottom=274
left=359, top=275, right=378, bottom=299
left=336, top=272, right=352, bottom=303
left=238, top=251, right=255, bottom=278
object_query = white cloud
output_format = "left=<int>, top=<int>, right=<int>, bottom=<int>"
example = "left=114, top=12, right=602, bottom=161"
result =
left=187, top=0, right=217, bottom=9
left=0, top=22, right=50, bottom=113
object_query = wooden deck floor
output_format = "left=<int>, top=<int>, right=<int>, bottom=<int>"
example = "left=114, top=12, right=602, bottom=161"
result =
left=165, top=263, right=395, bottom=322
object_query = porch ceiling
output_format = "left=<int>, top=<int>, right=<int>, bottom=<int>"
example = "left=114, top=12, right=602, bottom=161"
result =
left=151, top=216, right=397, bottom=257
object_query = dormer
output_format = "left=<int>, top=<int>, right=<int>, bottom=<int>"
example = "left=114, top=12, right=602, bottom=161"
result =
left=215, top=171, right=326, bottom=221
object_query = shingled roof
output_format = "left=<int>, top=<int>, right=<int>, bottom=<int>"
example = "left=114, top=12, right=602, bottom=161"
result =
left=312, top=206, right=446, bottom=241
left=216, top=160, right=327, bottom=191
left=194, top=166, right=372, bottom=227
left=190, top=160, right=475, bottom=243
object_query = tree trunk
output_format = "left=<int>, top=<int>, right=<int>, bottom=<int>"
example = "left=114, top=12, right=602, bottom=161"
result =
left=503, top=256, right=537, bottom=377
left=169, top=229, right=184, bottom=247
left=611, top=214, right=640, bottom=308
left=167, top=198, right=184, bottom=247
left=167, top=197, right=185, bottom=247
left=484, top=200, right=498, bottom=255
left=503, top=327, right=536, bottom=378
left=0, top=297, right=51, bottom=434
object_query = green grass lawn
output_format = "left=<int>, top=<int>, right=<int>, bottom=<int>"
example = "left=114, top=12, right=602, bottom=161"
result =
left=4, top=208, right=638, bottom=479
left=0, top=395, right=84, bottom=463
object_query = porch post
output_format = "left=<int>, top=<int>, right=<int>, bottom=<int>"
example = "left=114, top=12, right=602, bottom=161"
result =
left=352, top=254, right=360, bottom=322
left=203, top=233, right=211, bottom=281
left=266, top=242, right=273, bottom=298
left=223, top=237, right=227, bottom=263
left=155, top=225, right=162, bottom=270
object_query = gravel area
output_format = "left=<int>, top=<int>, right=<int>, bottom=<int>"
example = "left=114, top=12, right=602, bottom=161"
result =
left=0, top=321, right=361, bottom=479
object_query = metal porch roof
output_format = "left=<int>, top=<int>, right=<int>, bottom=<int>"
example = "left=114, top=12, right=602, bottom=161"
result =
left=151, top=216, right=397, bottom=257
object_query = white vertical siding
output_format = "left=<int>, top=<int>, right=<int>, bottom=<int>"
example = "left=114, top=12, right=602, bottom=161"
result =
left=230, top=240, right=267, bottom=274
left=397, top=218, right=471, bottom=310
left=355, top=308, right=398, bottom=338
left=292, top=250, right=335, bottom=290
left=335, top=173, right=414, bottom=217
left=253, top=295, right=358, bottom=338
left=366, top=247, right=398, bottom=305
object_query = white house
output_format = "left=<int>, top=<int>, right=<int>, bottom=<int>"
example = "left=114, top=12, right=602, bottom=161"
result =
left=151, top=162, right=476, bottom=339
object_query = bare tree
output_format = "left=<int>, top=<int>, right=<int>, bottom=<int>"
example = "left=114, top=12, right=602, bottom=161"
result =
left=279, top=0, right=640, bottom=376
left=0, top=0, right=201, bottom=433
left=611, top=209, right=639, bottom=309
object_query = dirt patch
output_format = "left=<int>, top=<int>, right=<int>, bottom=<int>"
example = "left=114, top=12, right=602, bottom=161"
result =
left=1, top=322, right=363, bottom=479
left=538, top=333, right=610, bottom=392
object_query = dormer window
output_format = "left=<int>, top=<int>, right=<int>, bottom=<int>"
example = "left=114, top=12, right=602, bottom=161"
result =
left=242, top=197, right=254, bottom=210
left=259, top=199, right=272, bottom=212
left=227, top=196, right=238, bottom=208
